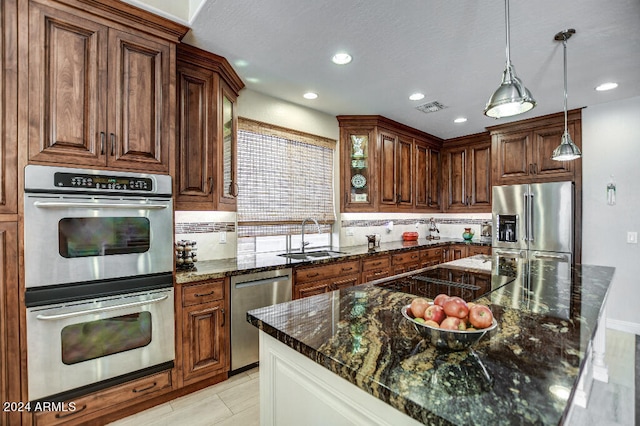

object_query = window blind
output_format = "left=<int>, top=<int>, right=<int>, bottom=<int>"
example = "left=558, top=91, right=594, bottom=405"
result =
left=237, top=118, right=336, bottom=238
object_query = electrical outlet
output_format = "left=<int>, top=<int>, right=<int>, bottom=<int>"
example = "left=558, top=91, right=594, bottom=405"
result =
left=219, top=231, right=227, bottom=244
left=627, top=231, right=638, bottom=244
left=346, top=228, right=354, bottom=236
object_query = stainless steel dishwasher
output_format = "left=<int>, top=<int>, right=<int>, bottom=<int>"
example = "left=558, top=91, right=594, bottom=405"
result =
left=230, top=268, right=292, bottom=372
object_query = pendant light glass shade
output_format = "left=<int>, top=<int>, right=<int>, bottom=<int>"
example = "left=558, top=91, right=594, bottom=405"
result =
left=484, top=0, right=536, bottom=118
left=552, top=29, right=581, bottom=161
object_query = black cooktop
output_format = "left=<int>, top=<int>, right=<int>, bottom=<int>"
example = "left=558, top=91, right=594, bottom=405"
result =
left=375, top=265, right=516, bottom=302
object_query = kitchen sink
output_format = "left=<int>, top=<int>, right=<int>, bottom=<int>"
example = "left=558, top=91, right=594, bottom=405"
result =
left=278, top=250, right=345, bottom=260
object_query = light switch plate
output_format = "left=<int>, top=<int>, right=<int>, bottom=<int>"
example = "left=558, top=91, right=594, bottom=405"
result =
left=627, top=231, right=638, bottom=244
left=219, top=231, right=227, bottom=244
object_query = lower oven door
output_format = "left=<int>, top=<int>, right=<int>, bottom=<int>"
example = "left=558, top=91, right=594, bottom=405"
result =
left=26, top=288, right=174, bottom=401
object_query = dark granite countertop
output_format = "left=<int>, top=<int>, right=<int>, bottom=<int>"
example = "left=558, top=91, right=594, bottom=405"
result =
left=175, top=237, right=491, bottom=284
left=247, top=260, right=614, bottom=425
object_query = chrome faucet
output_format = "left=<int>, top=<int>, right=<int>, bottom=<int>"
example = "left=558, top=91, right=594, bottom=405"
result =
left=427, top=217, right=440, bottom=240
left=301, top=218, right=321, bottom=253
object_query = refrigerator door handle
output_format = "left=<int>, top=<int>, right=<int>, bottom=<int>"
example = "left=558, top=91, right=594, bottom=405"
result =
left=523, top=193, right=529, bottom=242
left=528, top=193, right=534, bottom=242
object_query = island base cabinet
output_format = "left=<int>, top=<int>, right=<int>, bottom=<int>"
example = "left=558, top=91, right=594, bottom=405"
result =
left=259, top=332, right=423, bottom=426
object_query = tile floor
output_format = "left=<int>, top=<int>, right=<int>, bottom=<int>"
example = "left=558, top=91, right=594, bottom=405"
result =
left=110, top=328, right=635, bottom=426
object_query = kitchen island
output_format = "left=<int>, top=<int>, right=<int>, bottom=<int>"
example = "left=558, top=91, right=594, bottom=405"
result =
left=247, top=260, right=614, bottom=425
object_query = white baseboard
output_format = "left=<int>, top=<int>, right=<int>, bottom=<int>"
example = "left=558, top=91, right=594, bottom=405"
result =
left=606, top=318, right=640, bottom=335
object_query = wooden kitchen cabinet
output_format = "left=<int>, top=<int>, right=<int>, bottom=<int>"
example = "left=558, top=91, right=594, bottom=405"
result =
left=420, top=247, right=443, bottom=268
left=442, top=133, right=491, bottom=212
left=1, top=0, right=18, bottom=216
left=27, top=0, right=187, bottom=173
left=338, top=115, right=443, bottom=213
left=489, top=110, right=581, bottom=186
left=32, top=369, right=173, bottom=426
left=178, top=278, right=229, bottom=387
left=468, top=245, right=491, bottom=256
left=175, top=44, right=244, bottom=210
left=391, top=250, right=421, bottom=274
left=443, top=244, right=469, bottom=262
left=379, top=131, right=413, bottom=208
left=294, top=260, right=360, bottom=299
left=360, top=254, right=391, bottom=283
left=415, top=141, right=441, bottom=211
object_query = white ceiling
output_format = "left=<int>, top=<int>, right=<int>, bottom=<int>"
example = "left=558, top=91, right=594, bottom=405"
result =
left=141, top=0, right=640, bottom=140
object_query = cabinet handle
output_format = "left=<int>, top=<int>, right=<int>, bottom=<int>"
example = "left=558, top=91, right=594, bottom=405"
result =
left=229, top=181, right=239, bottom=197
left=132, top=382, right=157, bottom=393
left=221, top=308, right=225, bottom=327
left=55, top=404, right=87, bottom=418
left=534, top=163, right=538, bottom=174
left=100, top=132, right=105, bottom=155
left=342, top=267, right=354, bottom=272
left=411, top=254, right=419, bottom=259
left=396, top=194, right=401, bottom=204
left=195, top=290, right=215, bottom=298
left=110, top=133, right=115, bottom=156
left=307, top=272, right=319, bottom=278
left=208, top=177, right=214, bottom=194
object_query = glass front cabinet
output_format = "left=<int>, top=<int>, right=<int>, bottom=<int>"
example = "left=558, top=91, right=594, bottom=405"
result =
left=341, top=126, right=376, bottom=211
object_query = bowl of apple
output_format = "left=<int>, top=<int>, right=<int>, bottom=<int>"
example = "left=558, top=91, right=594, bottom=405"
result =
left=402, top=294, right=497, bottom=351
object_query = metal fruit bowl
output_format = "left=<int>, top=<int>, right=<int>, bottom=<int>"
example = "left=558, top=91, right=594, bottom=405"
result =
left=401, top=304, right=498, bottom=351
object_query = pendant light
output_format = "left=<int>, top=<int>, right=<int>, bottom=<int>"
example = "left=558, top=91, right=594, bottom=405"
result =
left=552, top=29, right=582, bottom=161
left=484, top=0, right=536, bottom=118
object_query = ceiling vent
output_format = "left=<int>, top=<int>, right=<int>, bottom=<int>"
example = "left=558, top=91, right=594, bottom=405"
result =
left=416, top=101, right=447, bottom=113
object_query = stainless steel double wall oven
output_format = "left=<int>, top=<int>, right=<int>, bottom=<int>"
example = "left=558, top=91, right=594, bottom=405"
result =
left=24, top=165, right=175, bottom=401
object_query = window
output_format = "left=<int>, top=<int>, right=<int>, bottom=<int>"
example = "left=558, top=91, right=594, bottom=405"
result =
left=237, top=118, right=336, bottom=253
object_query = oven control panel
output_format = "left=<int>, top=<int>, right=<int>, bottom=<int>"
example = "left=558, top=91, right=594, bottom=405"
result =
left=54, top=172, right=153, bottom=192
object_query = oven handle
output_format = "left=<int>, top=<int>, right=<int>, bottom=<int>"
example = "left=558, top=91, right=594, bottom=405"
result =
left=33, top=201, right=169, bottom=210
left=35, top=294, right=169, bottom=321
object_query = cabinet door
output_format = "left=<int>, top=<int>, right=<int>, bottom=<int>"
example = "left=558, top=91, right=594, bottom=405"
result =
left=468, top=143, right=491, bottom=209
left=396, top=136, right=413, bottom=207
left=492, top=131, right=531, bottom=185
left=331, top=274, right=360, bottom=291
left=379, top=131, right=397, bottom=207
left=28, top=2, right=108, bottom=166
left=443, top=147, right=467, bottom=211
left=0, top=222, right=19, bottom=426
left=175, top=61, right=216, bottom=209
left=342, top=127, right=375, bottom=211
left=449, top=245, right=469, bottom=261
left=468, top=245, right=491, bottom=256
left=531, top=123, right=574, bottom=180
left=294, top=281, right=331, bottom=299
left=217, top=82, right=238, bottom=210
left=182, top=301, right=227, bottom=385
left=1, top=0, right=17, bottom=215
left=108, top=28, right=171, bottom=172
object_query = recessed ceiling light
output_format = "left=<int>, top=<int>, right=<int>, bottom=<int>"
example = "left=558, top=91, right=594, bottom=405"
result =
left=332, top=53, right=352, bottom=65
left=245, top=77, right=260, bottom=84
left=595, top=82, right=618, bottom=91
left=454, top=117, right=467, bottom=123
left=303, top=92, right=318, bottom=100
left=409, top=93, right=425, bottom=101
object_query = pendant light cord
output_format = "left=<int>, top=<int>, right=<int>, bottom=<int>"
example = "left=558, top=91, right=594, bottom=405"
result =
left=563, top=36, right=568, bottom=134
left=504, top=0, right=511, bottom=66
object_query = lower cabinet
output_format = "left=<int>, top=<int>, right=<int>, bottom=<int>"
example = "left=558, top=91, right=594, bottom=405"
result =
left=391, top=250, right=421, bottom=274
left=420, top=247, right=443, bottom=268
left=468, top=245, right=491, bottom=256
left=360, top=254, right=391, bottom=283
left=294, top=260, right=360, bottom=299
left=178, top=278, right=229, bottom=387
left=443, top=244, right=469, bottom=262
left=32, top=370, right=173, bottom=426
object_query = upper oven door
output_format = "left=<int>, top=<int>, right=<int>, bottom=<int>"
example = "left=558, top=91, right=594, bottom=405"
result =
left=24, top=194, right=173, bottom=288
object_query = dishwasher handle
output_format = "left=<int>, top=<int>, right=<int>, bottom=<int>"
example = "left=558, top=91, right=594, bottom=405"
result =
left=234, top=276, right=290, bottom=289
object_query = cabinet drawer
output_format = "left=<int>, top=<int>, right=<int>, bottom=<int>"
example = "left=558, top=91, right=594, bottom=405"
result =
left=421, top=247, right=443, bottom=260
left=391, top=250, right=421, bottom=265
left=33, top=370, right=172, bottom=426
left=361, top=255, right=390, bottom=271
left=182, top=279, right=225, bottom=306
left=295, top=260, right=360, bottom=283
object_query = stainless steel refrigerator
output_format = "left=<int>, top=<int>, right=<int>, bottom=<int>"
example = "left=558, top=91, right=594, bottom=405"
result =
left=492, top=181, right=574, bottom=264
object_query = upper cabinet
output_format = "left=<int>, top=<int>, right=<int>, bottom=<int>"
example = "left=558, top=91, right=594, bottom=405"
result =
left=175, top=43, right=244, bottom=211
left=489, top=110, right=581, bottom=186
left=338, top=116, right=442, bottom=213
left=1, top=0, right=18, bottom=216
left=27, top=0, right=188, bottom=173
left=442, top=133, right=491, bottom=212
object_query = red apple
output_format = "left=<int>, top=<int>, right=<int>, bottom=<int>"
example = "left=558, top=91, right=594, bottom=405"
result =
left=469, top=304, right=494, bottom=329
left=410, top=298, right=430, bottom=318
left=433, top=293, right=450, bottom=307
left=443, top=296, right=469, bottom=319
left=423, top=304, right=445, bottom=324
left=424, top=320, right=440, bottom=328
left=440, top=316, right=467, bottom=331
